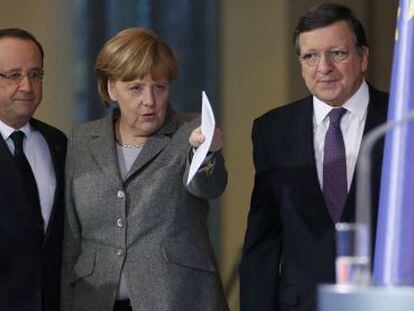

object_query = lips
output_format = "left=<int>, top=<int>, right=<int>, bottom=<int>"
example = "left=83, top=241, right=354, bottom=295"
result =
left=14, top=97, right=35, bottom=102
left=141, top=112, right=156, bottom=120
left=318, top=79, right=338, bottom=83
left=317, top=79, right=339, bottom=89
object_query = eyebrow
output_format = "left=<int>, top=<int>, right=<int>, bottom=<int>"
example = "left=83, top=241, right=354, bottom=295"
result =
left=125, top=81, right=143, bottom=86
left=1, top=66, right=43, bottom=72
left=0, top=67, right=22, bottom=72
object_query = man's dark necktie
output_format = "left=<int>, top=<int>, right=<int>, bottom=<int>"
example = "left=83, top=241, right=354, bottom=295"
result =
left=323, top=108, right=347, bottom=223
left=10, top=131, right=44, bottom=235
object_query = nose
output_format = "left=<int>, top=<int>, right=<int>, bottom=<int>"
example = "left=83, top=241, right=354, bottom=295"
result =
left=142, top=87, right=155, bottom=107
left=317, top=54, right=334, bottom=74
left=18, top=75, right=33, bottom=92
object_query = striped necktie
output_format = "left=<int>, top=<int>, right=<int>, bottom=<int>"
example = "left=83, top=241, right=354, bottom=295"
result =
left=323, top=108, right=348, bottom=223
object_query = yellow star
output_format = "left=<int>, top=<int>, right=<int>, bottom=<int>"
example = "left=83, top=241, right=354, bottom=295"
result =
left=396, top=7, right=401, bottom=41
left=410, top=0, right=414, bottom=19
left=396, top=1, right=414, bottom=41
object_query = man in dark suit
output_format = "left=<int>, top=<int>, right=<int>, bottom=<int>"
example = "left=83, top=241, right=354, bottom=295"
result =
left=0, top=28, right=66, bottom=311
left=239, top=4, right=388, bottom=311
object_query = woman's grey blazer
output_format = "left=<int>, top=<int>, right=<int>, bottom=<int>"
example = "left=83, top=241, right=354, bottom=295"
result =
left=61, top=109, right=228, bottom=311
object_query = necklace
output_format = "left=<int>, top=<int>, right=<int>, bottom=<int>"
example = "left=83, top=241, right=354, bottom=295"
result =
left=114, top=119, right=146, bottom=148
left=115, top=136, right=145, bottom=149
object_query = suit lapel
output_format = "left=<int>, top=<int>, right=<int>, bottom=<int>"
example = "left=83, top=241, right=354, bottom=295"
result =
left=88, top=114, right=124, bottom=188
left=291, top=97, right=318, bottom=182
left=87, top=109, right=178, bottom=185
left=30, top=119, right=66, bottom=243
left=124, top=112, right=177, bottom=182
left=0, top=131, right=14, bottom=160
left=362, top=87, right=388, bottom=173
left=342, top=86, right=388, bottom=222
left=0, top=132, right=27, bottom=189
left=287, top=97, right=334, bottom=232
left=124, top=134, right=170, bottom=181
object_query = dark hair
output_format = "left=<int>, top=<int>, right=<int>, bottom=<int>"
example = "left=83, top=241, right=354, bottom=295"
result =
left=0, top=28, right=44, bottom=61
left=293, top=3, right=368, bottom=55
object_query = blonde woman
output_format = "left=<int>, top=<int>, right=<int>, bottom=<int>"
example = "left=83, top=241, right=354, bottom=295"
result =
left=61, top=28, right=228, bottom=311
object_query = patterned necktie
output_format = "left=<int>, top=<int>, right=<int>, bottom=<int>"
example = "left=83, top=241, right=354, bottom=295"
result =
left=323, top=108, right=347, bottom=223
left=10, top=131, right=44, bottom=235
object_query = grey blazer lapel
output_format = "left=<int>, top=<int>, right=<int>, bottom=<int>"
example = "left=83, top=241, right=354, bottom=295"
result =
left=88, top=115, right=123, bottom=188
left=124, top=134, right=170, bottom=181
left=124, top=111, right=178, bottom=182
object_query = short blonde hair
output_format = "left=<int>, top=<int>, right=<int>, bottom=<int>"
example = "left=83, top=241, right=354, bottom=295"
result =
left=95, top=27, right=179, bottom=104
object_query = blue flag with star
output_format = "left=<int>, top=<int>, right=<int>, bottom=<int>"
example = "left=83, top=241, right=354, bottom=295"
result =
left=373, top=0, right=414, bottom=285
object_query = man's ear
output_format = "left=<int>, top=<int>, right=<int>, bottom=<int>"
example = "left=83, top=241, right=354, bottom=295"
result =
left=361, top=46, right=369, bottom=73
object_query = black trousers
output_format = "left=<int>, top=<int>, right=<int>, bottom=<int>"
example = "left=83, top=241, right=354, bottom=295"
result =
left=114, top=299, right=133, bottom=311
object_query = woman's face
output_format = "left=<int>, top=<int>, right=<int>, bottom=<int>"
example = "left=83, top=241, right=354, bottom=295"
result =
left=108, top=73, right=170, bottom=137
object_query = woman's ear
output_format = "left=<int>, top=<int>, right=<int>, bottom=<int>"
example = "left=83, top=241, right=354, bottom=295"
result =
left=107, top=80, right=117, bottom=101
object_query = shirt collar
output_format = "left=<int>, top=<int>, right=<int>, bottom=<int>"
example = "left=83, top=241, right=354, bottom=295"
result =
left=0, top=119, right=33, bottom=141
left=313, top=80, right=369, bottom=126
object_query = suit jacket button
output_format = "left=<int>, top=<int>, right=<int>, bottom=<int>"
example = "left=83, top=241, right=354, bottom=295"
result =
left=117, top=218, right=124, bottom=228
left=116, top=248, right=123, bottom=256
left=117, top=190, right=125, bottom=198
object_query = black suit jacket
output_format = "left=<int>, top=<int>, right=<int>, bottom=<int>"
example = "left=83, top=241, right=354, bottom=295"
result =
left=239, top=86, right=388, bottom=311
left=0, top=118, right=66, bottom=311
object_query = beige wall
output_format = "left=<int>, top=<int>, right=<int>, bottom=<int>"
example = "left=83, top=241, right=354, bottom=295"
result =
left=367, top=1, right=398, bottom=91
left=220, top=1, right=289, bottom=309
left=0, top=0, right=75, bottom=133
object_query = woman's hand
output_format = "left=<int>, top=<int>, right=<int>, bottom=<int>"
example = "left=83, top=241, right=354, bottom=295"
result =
left=189, top=126, right=224, bottom=152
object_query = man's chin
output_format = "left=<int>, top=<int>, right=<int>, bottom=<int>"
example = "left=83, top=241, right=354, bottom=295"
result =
left=13, top=107, right=38, bottom=122
left=315, top=93, right=345, bottom=106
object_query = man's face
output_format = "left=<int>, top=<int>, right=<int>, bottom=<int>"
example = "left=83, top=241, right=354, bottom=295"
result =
left=298, top=20, right=369, bottom=107
left=0, top=38, right=43, bottom=128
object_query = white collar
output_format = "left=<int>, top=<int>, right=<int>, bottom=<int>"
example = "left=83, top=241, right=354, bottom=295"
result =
left=313, top=80, right=369, bottom=126
left=0, top=119, right=33, bottom=141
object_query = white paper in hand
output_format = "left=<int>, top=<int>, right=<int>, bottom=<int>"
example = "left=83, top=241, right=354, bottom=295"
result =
left=186, top=91, right=216, bottom=185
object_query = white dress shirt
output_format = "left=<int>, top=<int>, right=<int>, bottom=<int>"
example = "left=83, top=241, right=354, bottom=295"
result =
left=313, top=80, right=369, bottom=191
left=0, top=120, right=56, bottom=232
